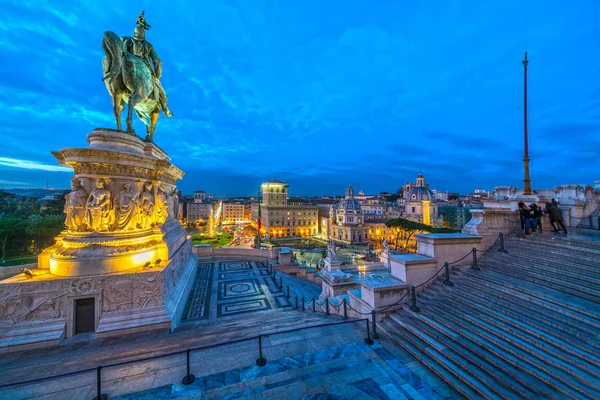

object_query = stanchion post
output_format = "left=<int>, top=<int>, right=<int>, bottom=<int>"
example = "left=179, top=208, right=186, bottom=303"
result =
left=181, top=349, right=195, bottom=385
left=302, top=296, right=305, bottom=311
left=279, top=276, right=283, bottom=288
left=409, top=286, right=420, bottom=313
left=94, top=366, right=107, bottom=400
left=364, top=319, right=374, bottom=345
left=286, top=286, right=290, bottom=298
left=326, top=298, right=330, bottom=315
left=371, top=310, right=379, bottom=339
left=443, top=262, right=454, bottom=286
left=498, top=232, right=508, bottom=253
left=343, top=299, right=348, bottom=319
left=312, top=298, right=316, bottom=312
left=256, top=336, right=267, bottom=366
left=295, top=296, right=298, bottom=309
left=471, top=247, right=480, bottom=270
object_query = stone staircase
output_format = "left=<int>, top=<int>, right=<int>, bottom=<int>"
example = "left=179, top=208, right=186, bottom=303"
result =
left=0, top=309, right=453, bottom=399
left=379, top=235, right=600, bottom=400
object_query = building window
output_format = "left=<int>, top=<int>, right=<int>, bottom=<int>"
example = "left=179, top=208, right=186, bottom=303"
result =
left=412, top=207, right=415, bottom=213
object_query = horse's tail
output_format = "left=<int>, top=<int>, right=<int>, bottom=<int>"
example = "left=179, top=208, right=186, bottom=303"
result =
left=102, top=31, right=124, bottom=83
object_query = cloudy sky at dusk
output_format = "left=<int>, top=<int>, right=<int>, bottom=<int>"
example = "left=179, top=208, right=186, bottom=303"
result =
left=1, top=0, right=599, bottom=197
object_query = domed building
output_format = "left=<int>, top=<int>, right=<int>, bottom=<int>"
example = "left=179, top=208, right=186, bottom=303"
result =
left=405, top=172, right=438, bottom=225
left=329, top=186, right=369, bottom=244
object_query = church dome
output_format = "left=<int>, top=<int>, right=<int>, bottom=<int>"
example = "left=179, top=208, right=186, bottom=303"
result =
left=337, top=185, right=362, bottom=213
left=406, top=186, right=435, bottom=202
left=407, top=172, right=435, bottom=202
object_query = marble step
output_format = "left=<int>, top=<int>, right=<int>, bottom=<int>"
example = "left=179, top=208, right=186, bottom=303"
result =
left=412, top=294, right=593, bottom=399
left=500, top=241, right=600, bottom=270
left=427, top=279, right=600, bottom=357
left=481, top=256, right=600, bottom=290
left=454, top=272, right=600, bottom=345
left=379, top=316, right=498, bottom=400
left=489, top=247, right=600, bottom=277
left=511, top=236, right=600, bottom=254
left=480, top=258, right=600, bottom=303
left=389, top=311, right=550, bottom=399
left=490, top=247, right=600, bottom=278
left=423, top=285, right=600, bottom=376
left=96, top=306, right=171, bottom=335
left=466, top=267, right=600, bottom=321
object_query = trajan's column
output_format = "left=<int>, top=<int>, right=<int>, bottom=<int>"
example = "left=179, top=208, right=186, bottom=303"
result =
left=0, top=12, right=197, bottom=350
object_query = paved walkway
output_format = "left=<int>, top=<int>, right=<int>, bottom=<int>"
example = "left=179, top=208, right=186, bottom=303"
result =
left=182, top=261, right=297, bottom=323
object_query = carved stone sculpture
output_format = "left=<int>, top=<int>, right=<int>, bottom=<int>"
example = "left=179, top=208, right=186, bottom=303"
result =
left=171, top=187, right=180, bottom=220
left=138, top=181, right=155, bottom=229
left=155, top=185, right=168, bottom=226
left=86, top=179, right=113, bottom=232
left=116, top=183, right=139, bottom=231
left=101, top=11, right=172, bottom=140
left=64, top=178, right=88, bottom=232
left=327, top=240, right=337, bottom=261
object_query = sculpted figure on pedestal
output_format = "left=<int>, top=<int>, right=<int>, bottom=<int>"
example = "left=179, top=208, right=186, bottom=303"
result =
left=101, top=11, right=172, bottom=141
left=327, top=240, right=337, bottom=261
left=138, top=181, right=155, bottom=229
left=116, top=182, right=139, bottom=231
left=171, top=187, right=180, bottom=220
left=64, top=178, right=88, bottom=232
left=86, top=179, right=113, bottom=232
left=155, top=185, right=168, bottom=226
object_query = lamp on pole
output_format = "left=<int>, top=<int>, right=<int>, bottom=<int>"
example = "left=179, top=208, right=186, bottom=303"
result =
left=522, top=51, right=532, bottom=195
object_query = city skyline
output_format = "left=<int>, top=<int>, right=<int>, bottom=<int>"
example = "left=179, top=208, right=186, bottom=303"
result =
left=1, top=1, right=599, bottom=196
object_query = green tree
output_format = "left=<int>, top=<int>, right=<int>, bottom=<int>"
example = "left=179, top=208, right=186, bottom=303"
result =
left=0, top=217, right=29, bottom=264
left=385, top=218, right=433, bottom=250
left=26, top=216, right=64, bottom=253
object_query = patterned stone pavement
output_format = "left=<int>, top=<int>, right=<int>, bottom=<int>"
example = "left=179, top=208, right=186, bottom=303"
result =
left=182, top=261, right=319, bottom=323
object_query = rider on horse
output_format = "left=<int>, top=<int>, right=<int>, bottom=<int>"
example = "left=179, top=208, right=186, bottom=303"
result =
left=122, top=12, right=173, bottom=118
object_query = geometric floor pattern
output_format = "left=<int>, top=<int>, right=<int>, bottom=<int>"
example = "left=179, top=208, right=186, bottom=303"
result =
left=182, top=261, right=294, bottom=322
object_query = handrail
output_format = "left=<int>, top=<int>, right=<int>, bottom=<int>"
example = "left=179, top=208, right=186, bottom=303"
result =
left=0, top=317, right=364, bottom=390
left=274, top=233, right=506, bottom=341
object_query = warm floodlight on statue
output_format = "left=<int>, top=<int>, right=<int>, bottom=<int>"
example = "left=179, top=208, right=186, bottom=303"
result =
left=21, top=268, right=34, bottom=279
left=142, top=261, right=152, bottom=270
left=101, top=10, right=173, bottom=141
left=154, top=259, right=162, bottom=266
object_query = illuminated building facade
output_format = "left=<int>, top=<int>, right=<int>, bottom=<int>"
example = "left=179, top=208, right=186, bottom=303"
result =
left=328, top=186, right=369, bottom=244
left=251, top=180, right=319, bottom=237
left=405, top=172, right=438, bottom=226
left=186, top=202, right=213, bottom=223
left=222, top=202, right=247, bottom=224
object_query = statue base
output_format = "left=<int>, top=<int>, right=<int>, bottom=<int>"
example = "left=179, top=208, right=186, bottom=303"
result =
left=0, top=129, right=196, bottom=352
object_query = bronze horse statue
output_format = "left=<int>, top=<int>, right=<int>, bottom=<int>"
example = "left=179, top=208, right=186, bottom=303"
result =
left=101, top=31, right=161, bottom=141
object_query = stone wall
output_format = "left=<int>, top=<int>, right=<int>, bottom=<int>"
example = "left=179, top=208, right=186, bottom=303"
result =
left=192, top=246, right=278, bottom=261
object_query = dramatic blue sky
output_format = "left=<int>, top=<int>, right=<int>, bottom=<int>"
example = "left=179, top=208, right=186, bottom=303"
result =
left=1, top=1, right=599, bottom=196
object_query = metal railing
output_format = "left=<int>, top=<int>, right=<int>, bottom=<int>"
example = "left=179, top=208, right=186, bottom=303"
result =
left=2, top=233, right=510, bottom=399
left=0, top=317, right=372, bottom=399
left=279, top=232, right=509, bottom=340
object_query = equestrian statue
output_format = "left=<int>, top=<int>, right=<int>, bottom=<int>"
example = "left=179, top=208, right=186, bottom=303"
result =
left=102, top=11, right=173, bottom=141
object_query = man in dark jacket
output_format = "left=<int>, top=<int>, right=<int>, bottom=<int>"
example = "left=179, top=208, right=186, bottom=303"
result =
left=518, top=202, right=536, bottom=234
left=547, top=200, right=567, bottom=233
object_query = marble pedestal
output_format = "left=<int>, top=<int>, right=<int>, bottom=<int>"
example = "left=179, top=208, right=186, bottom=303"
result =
left=319, top=257, right=357, bottom=299
left=0, top=130, right=197, bottom=352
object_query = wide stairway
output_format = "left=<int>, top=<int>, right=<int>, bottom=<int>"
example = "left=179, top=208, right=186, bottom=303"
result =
left=379, top=234, right=600, bottom=400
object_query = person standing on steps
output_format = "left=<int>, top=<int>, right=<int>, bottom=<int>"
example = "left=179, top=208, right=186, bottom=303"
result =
left=530, top=203, right=544, bottom=233
left=548, top=199, right=568, bottom=234
left=519, top=202, right=536, bottom=235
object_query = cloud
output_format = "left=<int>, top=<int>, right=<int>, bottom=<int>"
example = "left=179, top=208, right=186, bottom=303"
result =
left=1, top=1, right=599, bottom=194
left=0, top=157, right=71, bottom=172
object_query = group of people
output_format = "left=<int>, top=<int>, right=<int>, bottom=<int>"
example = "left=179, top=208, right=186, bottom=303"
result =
left=518, top=199, right=568, bottom=235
